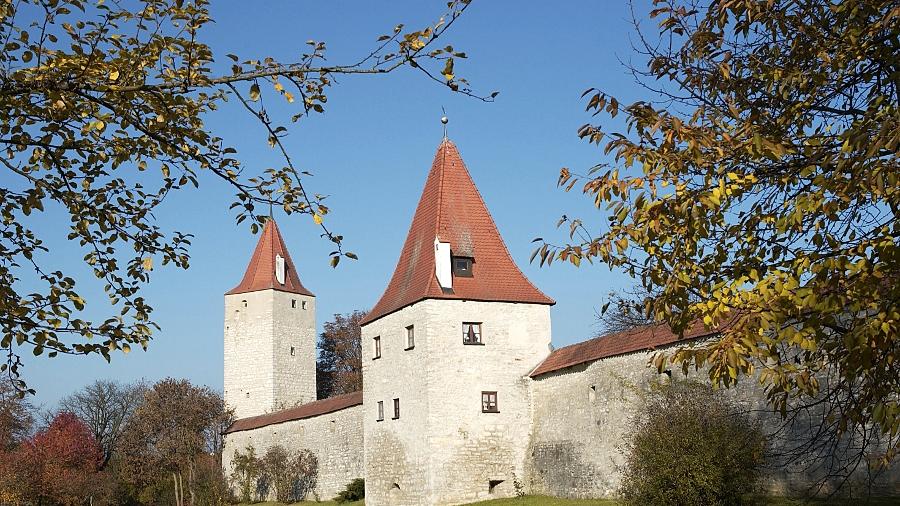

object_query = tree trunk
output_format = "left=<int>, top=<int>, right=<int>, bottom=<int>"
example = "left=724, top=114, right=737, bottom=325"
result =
left=173, top=472, right=180, bottom=506
left=188, top=461, right=196, bottom=506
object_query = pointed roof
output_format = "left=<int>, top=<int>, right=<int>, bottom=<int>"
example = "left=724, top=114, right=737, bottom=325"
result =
left=361, top=139, right=553, bottom=325
left=226, top=218, right=314, bottom=296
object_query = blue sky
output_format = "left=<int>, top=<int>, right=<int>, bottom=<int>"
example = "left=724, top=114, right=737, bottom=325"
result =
left=23, top=0, right=658, bottom=408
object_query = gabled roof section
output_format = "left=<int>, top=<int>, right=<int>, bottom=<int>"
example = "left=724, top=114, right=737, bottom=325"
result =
left=361, top=138, right=554, bottom=326
left=226, top=218, right=314, bottom=296
left=530, top=319, right=724, bottom=377
left=224, top=391, right=362, bottom=433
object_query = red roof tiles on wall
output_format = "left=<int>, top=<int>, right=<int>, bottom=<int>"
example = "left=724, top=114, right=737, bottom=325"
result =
left=225, top=391, right=363, bottom=433
left=226, top=219, right=314, bottom=296
left=360, top=139, right=554, bottom=325
left=530, top=319, right=719, bottom=377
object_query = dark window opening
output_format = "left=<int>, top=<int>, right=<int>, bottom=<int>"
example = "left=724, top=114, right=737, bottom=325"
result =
left=291, top=299, right=297, bottom=308
left=376, top=401, right=384, bottom=421
left=302, top=300, right=308, bottom=310
left=392, top=398, right=400, bottom=419
left=482, top=391, right=498, bottom=413
left=452, top=256, right=473, bottom=277
left=463, top=322, right=483, bottom=345
left=290, top=346, right=295, bottom=356
left=405, top=325, right=415, bottom=350
left=489, top=480, right=504, bottom=494
left=242, top=300, right=247, bottom=308
left=373, top=336, right=381, bottom=359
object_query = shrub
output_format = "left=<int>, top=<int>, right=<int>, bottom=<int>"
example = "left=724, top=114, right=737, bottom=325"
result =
left=261, top=445, right=318, bottom=502
left=618, top=380, right=767, bottom=506
left=231, top=444, right=318, bottom=503
left=230, top=445, right=262, bottom=503
left=334, top=478, right=365, bottom=503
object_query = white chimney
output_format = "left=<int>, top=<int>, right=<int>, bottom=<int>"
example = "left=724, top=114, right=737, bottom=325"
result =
left=434, top=237, right=452, bottom=290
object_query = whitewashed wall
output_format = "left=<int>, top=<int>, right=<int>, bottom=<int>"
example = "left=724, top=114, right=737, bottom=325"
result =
left=362, top=299, right=552, bottom=506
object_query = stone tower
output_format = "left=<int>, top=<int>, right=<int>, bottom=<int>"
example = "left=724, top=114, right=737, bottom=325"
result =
left=360, top=138, right=555, bottom=505
left=224, top=219, right=317, bottom=419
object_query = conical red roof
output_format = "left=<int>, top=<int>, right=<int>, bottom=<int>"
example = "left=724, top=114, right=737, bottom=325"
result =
left=226, top=219, right=314, bottom=296
left=361, top=139, right=553, bottom=325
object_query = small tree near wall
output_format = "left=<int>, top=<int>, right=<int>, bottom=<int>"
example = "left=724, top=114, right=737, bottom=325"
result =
left=619, top=380, right=767, bottom=506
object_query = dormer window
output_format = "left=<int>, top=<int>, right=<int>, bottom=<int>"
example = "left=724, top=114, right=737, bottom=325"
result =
left=452, top=256, right=473, bottom=277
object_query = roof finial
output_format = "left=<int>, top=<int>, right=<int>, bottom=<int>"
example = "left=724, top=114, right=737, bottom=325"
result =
left=440, top=106, right=448, bottom=139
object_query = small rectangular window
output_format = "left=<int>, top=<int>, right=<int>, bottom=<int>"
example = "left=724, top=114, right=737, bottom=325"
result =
left=452, top=256, right=473, bottom=277
left=290, top=346, right=295, bottom=356
left=373, top=336, right=381, bottom=359
left=291, top=299, right=297, bottom=308
left=405, top=325, right=415, bottom=350
left=377, top=401, right=384, bottom=421
left=482, top=391, right=498, bottom=413
left=463, top=322, right=482, bottom=344
left=302, top=300, right=308, bottom=310
left=392, top=398, right=400, bottom=419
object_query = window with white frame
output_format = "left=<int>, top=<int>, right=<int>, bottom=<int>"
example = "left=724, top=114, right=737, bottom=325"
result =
left=373, top=336, right=381, bottom=359
left=377, top=401, right=384, bottom=421
left=482, top=391, right=498, bottom=413
left=463, top=322, right=482, bottom=345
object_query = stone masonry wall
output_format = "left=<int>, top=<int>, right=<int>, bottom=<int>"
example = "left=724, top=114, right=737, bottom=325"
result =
left=271, top=291, right=317, bottom=410
left=224, top=290, right=276, bottom=419
left=362, top=302, right=433, bottom=506
left=424, top=300, right=551, bottom=505
left=362, top=299, right=552, bottom=506
left=527, top=349, right=900, bottom=498
left=224, top=290, right=317, bottom=420
left=222, top=404, right=364, bottom=501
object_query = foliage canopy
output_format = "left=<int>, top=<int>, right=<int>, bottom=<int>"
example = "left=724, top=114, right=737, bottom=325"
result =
left=0, top=0, right=483, bottom=394
left=540, top=0, right=899, bottom=463
left=316, top=310, right=365, bottom=399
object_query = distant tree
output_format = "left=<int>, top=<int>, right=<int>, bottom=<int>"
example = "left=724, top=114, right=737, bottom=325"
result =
left=596, top=285, right=657, bottom=335
left=317, top=310, right=365, bottom=399
left=0, top=0, right=489, bottom=395
left=539, top=0, right=900, bottom=467
left=14, top=412, right=104, bottom=506
left=0, top=379, right=33, bottom=450
left=58, top=379, right=147, bottom=467
left=117, top=378, right=233, bottom=506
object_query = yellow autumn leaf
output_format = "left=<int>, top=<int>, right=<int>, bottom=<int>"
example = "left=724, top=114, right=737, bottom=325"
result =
left=313, top=214, right=323, bottom=225
left=109, top=69, right=120, bottom=81
left=142, top=257, right=153, bottom=271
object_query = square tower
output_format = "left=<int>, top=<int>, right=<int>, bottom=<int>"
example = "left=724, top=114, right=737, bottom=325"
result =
left=224, top=219, right=317, bottom=419
left=360, top=139, right=555, bottom=505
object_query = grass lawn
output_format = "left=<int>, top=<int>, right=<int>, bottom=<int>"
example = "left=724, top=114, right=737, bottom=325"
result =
left=464, top=496, right=617, bottom=505
left=237, top=495, right=900, bottom=505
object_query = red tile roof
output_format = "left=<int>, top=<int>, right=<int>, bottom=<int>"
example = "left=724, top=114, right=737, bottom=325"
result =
left=226, top=218, right=314, bottom=296
left=361, top=139, right=554, bottom=325
left=224, top=391, right=362, bottom=433
left=530, top=319, right=719, bottom=377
